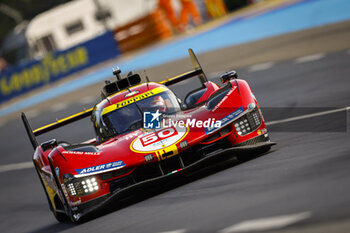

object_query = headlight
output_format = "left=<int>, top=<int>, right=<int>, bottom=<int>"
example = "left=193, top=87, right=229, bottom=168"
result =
left=234, top=106, right=262, bottom=136
left=67, top=183, right=77, bottom=196
left=64, top=175, right=99, bottom=196
left=82, top=177, right=99, bottom=193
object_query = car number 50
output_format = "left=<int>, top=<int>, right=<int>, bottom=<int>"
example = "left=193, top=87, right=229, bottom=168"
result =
left=140, top=127, right=178, bottom=147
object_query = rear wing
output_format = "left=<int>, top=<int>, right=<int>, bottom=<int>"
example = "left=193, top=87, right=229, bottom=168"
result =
left=160, top=49, right=208, bottom=86
left=22, top=108, right=93, bottom=150
left=22, top=49, right=206, bottom=150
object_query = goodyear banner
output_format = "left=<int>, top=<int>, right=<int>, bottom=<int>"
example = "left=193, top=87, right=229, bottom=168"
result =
left=0, top=31, right=119, bottom=104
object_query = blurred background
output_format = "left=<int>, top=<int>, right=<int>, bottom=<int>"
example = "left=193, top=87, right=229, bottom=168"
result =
left=0, top=0, right=253, bottom=68
left=0, top=0, right=262, bottom=106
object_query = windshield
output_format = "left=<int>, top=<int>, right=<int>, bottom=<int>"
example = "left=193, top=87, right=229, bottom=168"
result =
left=101, top=90, right=180, bottom=136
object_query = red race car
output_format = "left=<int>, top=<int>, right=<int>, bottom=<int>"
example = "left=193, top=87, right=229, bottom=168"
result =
left=22, top=49, right=275, bottom=222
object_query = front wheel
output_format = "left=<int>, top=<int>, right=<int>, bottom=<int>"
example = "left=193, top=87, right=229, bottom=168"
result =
left=53, top=195, right=69, bottom=222
left=49, top=160, right=75, bottom=222
left=34, top=164, right=68, bottom=222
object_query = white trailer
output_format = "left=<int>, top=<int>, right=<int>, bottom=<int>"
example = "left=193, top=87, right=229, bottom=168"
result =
left=25, top=0, right=160, bottom=59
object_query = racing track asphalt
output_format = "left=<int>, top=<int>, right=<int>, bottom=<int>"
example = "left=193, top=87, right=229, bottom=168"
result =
left=0, top=24, right=350, bottom=233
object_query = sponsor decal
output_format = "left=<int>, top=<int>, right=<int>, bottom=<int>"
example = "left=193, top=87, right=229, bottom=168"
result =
left=75, top=160, right=125, bottom=175
left=0, top=47, right=88, bottom=99
left=124, top=131, right=141, bottom=140
left=143, top=110, right=161, bottom=129
left=205, top=106, right=244, bottom=134
left=131, top=126, right=188, bottom=153
left=62, top=151, right=101, bottom=156
left=102, top=87, right=166, bottom=115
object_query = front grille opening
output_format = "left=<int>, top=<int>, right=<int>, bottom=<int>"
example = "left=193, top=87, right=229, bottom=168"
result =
left=182, top=137, right=231, bottom=166
left=100, top=173, right=113, bottom=180
left=109, top=176, right=134, bottom=193
left=181, top=148, right=202, bottom=166
left=132, top=163, right=162, bottom=183
left=159, top=156, right=182, bottom=175
left=202, top=132, right=221, bottom=143
left=201, top=126, right=231, bottom=144
left=234, top=134, right=269, bottom=147
left=99, top=168, right=134, bottom=181
left=220, top=126, right=231, bottom=136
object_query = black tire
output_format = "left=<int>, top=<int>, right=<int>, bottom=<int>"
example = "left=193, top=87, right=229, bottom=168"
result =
left=34, top=163, right=69, bottom=222
left=53, top=195, right=69, bottom=222
left=48, top=159, right=75, bottom=222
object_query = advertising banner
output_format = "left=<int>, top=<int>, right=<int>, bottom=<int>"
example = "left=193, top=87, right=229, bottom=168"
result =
left=0, top=31, right=119, bottom=104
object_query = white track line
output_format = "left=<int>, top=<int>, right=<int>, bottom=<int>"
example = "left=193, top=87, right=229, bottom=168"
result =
left=266, top=106, right=350, bottom=126
left=51, top=103, right=68, bottom=112
left=0, top=161, right=33, bottom=173
left=294, top=53, right=325, bottom=64
left=157, top=230, right=186, bottom=233
left=1, top=107, right=349, bottom=173
left=219, top=211, right=311, bottom=233
left=248, top=62, right=274, bottom=72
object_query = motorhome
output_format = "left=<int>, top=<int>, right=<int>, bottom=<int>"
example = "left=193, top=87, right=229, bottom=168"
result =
left=25, top=0, right=158, bottom=59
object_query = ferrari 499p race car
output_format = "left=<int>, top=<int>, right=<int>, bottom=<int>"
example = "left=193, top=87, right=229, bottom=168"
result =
left=22, top=49, right=275, bottom=222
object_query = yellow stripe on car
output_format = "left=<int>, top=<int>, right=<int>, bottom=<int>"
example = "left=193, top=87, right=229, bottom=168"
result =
left=102, top=86, right=167, bottom=115
left=159, top=144, right=178, bottom=160
left=33, top=108, right=93, bottom=134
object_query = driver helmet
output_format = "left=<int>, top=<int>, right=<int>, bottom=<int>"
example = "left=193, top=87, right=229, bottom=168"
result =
left=150, top=96, right=167, bottom=113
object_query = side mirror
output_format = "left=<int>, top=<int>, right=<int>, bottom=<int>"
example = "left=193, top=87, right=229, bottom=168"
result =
left=41, top=139, right=58, bottom=152
left=220, top=70, right=238, bottom=84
